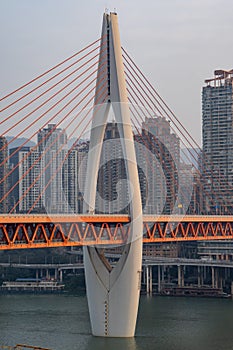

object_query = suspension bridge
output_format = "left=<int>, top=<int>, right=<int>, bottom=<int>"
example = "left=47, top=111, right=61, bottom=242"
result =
left=1, top=11, right=233, bottom=337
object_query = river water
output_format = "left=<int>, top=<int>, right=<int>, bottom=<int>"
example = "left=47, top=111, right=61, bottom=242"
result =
left=0, top=293, right=233, bottom=350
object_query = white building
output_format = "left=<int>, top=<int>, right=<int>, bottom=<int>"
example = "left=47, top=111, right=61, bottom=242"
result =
left=38, top=124, right=69, bottom=213
left=9, top=147, right=42, bottom=213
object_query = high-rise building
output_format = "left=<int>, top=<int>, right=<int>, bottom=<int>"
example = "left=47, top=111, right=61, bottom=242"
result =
left=202, top=69, right=233, bottom=214
left=9, top=147, right=42, bottom=213
left=38, top=124, right=69, bottom=213
left=96, top=122, right=129, bottom=214
left=95, top=118, right=181, bottom=215
left=137, top=116, right=180, bottom=214
left=0, top=136, right=8, bottom=213
left=188, top=167, right=203, bottom=214
left=67, top=141, right=89, bottom=213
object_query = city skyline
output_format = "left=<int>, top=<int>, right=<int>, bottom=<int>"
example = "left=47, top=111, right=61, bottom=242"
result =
left=0, top=118, right=200, bottom=215
left=0, top=8, right=232, bottom=217
left=1, top=1, right=233, bottom=145
left=0, top=8, right=233, bottom=346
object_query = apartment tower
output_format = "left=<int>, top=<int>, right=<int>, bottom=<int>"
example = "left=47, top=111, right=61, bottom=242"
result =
left=0, top=136, right=8, bottom=213
left=202, top=69, right=233, bottom=214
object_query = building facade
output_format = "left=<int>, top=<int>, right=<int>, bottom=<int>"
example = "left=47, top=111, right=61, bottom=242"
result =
left=137, top=116, right=180, bottom=214
left=95, top=118, right=181, bottom=215
left=96, top=122, right=129, bottom=214
left=67, top=141, right=89, bottom=213
left=202, top=69, right=233, bottom=214
left=38, top=124, right=69, bottom=213
left=9, top=147, right=42, bottom=213
left=0, top=136, right=8, bottom=213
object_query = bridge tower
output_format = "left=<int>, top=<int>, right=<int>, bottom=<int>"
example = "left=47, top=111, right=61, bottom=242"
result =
left=83, top=12, right=143, bottom=337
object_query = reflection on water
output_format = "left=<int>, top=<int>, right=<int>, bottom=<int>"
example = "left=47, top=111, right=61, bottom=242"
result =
left=0, top=293, right=233, bottom=350
left=86, top=337, right=137, bottom=350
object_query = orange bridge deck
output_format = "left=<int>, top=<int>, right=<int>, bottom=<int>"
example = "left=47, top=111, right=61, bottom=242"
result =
left=0, top=214, right=233, bottom=250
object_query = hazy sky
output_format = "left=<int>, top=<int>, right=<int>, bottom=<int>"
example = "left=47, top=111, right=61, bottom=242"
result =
left=1, top=0, right=233, bottom=145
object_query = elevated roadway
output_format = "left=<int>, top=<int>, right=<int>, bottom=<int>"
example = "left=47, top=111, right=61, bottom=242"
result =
left=0, top=214, right=232, bottom=250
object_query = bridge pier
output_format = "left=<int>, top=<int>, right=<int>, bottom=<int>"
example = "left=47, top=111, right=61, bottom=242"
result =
left=161, top=265, right=165, bottom=286
left=178, top=265, right=184, bottom=287
left=84, top=239, right=142, bottom=337
left=59, top=270, right=63, bottom=283
left=212, top=267, right=216, bottom=288
left=54, top=268, right=58, bottom=281
left=158, top=265, right=161, bottom=293
left=198, top=266, right=204, bottom=287
left=83, top=12, right=143, bottom=337
left=146, top=266, right=149, bottom=293
left=142, top=265, right=146, bottom=285
left=146, top=265, right=153, bottom=295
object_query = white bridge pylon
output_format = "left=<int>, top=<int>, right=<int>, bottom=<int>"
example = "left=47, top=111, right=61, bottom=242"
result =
left=83, top=12, right=143, bottom=337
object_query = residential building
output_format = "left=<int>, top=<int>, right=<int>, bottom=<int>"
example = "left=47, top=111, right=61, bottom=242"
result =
left=67, top=141, right=89, bottom=213
left=9, top=147, right=42, bottom=213
left=197, top=70, right=233, bottom=261
left=37, top=124, right=69, bottom=213
left=0, top=136, right=8, bottom=213
left=202, top=69, right=233, bottom=214
left=136, top=116, right=180, bottom=214
left=96, top=122, right=129, bottom=214
left=95, top=117, right=181, bottom=215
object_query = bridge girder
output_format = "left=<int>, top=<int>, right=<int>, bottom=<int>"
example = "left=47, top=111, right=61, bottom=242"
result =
left=0, top=215, right=232, bottom=250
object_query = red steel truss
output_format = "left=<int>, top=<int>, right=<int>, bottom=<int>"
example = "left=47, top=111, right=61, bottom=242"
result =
left=0, top=214, right=233, bottom=250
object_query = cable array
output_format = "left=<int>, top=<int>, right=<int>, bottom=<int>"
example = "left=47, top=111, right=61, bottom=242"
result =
left=123, top=48, right=232, bottom=214
left=0, top=37, right=108, bottom=214
left=0, top=37, right=230, bottom=216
